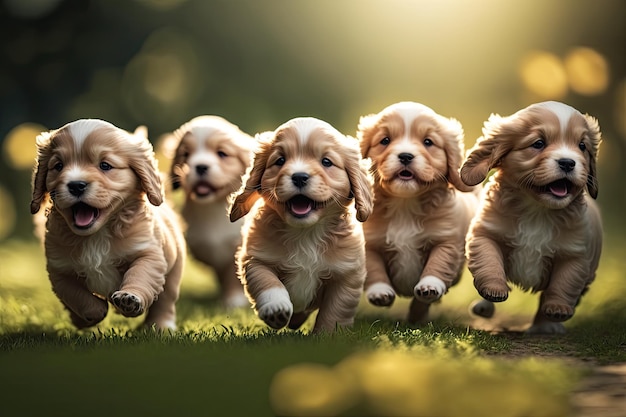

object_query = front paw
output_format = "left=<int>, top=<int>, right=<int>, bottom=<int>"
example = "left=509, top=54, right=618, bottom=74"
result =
left=541, top=303, right=574, bottom=322
left=414, top=276, right=446, bottom=304
left=111, top=291, right=145, bottom=317
left=476, top=281, right=510, bottom=302
left=256, top=287, right=293, bottom=330
left=366, top=282, right=396, bottom=307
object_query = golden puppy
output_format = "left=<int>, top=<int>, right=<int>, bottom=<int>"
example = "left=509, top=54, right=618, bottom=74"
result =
left=357, top=101, right=478, bottom=323
left=31, top=119, right=186, bottom=330
left=229, top=117, right=373, bottom=333
left=461, top=101, right=602, bottom=334
left=169, top=116, right=255, bottom=308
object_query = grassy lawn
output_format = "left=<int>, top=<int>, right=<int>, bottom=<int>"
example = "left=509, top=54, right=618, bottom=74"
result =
left=1, top=239, right=625, bottom=417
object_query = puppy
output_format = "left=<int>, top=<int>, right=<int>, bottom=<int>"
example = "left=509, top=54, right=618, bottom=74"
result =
left=461, top=101, right=602, bottom=334
left=31, top=119, right=186, bottom=330
left=169, top=116, right=255, bottom=308
left=229, top=117, right=373, bottom=333
left=357, top=101, right=479, bottom=323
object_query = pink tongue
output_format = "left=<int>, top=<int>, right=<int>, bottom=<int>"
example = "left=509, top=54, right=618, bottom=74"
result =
left=549, top=181, right=568, bottom=197
left=291, top=200, right=313, bottom=215
left=74, top=206, right=96, bottom=227
left=195, top=183, right=212, bottom=196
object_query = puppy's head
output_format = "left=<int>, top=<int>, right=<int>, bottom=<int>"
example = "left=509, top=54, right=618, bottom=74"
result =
left=358, top=101, right=473, bottom=198
left=30, top=119, right=163, bottom=236
left=229, top=117, right=372, bottom=226
left=460, top=101, right=601, bottom=208
left=169, top=116, right=255, bottom=203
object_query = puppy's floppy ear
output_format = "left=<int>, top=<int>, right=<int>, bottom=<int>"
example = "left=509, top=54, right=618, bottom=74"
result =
left=229, top=131, right=273, bottom=222
left=584, top=114, right=601, bottom=199
left=30, top=130, right=53, bottom=214
left=356, top=113, right=378, bottom=158
left=128, top=128, right=164, bottom=206
left=345, top=136, right=373, bottom=222
left=460, top=113, right=517, bottom=186
left=168, top=131, right=187, bottom=191
left=440, top=117, right=474, bottom=192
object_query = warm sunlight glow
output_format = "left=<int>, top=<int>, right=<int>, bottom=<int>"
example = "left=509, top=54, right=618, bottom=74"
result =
left=2, top=122, right=45, bottom=170
left=519, top=51, right=568, bottom=99
left=564, top=47, right=609, bottom=96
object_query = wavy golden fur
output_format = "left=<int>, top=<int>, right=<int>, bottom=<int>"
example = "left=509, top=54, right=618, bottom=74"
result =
left=168, top=115, right=255, bottom=308
left=357, top=101, right=479, bottom=323
left=229, top=117, right=373, bottom=333
left=461, top=101, right=603, bottom=333
left=31, top=119, right=186, bottom=330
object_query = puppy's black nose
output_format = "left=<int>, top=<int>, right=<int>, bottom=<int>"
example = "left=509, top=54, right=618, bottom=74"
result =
left=67, top=181, right=88, bottom=197
left=557, top=158, right=576, bottom=172
left=196, top=165, right=208, bottom=176
left=292, top=172, right=309, bottom=188
left=398, top=153, right=414, bottom=166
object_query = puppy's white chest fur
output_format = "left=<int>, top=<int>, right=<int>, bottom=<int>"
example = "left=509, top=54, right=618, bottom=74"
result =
left=75, top=231, right=125, bottom=297
left=506, top=210, right=555, bottom=290
left=383, top=203, right=427, bottom=296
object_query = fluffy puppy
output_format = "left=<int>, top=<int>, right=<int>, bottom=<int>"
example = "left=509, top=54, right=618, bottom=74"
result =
left=31, top=119, right=186, bottom=330
left=461, top=101, right=602, bottom=334
left=357, top=101, right=479, bottom=323
left=169, top=116, right=255, bottom=308
left=229, top=117, right=373, bottom=333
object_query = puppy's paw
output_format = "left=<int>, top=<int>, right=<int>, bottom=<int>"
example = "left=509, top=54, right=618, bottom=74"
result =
left=366, top=283, right=396, bottom=307
left=111, top=291, right=145, bottom=318
left=66, top=299, right=109, bottom=329
left=541, top=303, right=574, bottom=322
left=256, top=287, right=293, bottom=330
left=476, top=282, right=510, bottom=302
left=526, top=321, right=566, bottom=335
left=470, top=299, right=496, bottom=318
left=414, top=276, right=446, bottom=304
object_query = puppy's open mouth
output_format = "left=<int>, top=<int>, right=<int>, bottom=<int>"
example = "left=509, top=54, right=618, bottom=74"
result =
left=72, top=203, right=100, bottom=229
left=286, top=195, right=320, bottom=218
left=397, top=170, right=414, bottom=180
left=537, top=179, right=573, bottom=199
left=193, top=181, right=216, bottom=197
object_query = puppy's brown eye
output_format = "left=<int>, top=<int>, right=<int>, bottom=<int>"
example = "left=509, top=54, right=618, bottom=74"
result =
left=531, top=139, right=545, bottom=149
left=99, top=162, right=113, bottom=171
left=423, top=138, right=433, bottom=147
left=321, top=157, right=333, bottom=167
left=380, top=137, right=391, bottom=146
left=53, top=162, right=63, bottom=172
left=218, top=151, right=228, bottom=158
left=579, top=142, right=586, bottom=151
left=275, top=157, right=285, bottom=166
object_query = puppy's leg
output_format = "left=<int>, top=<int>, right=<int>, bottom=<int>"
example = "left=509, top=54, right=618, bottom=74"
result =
left=408, top=298, right=431, bottom=324
left=364, top=249, right=396, bottom=307
left=467, top=236, right=510, bottom=302
left=49, top=269, right=109, bottom=328
left=527, top=294, right=566, bottom=334
left=143, top=254, right=184, bottom=331
left=112, top=252, right=168, bottom=318
left=414, top=241, right=464, bottom=303
left=288, top=311, right=312, bottom=330
left=313, top=274, right=363, bottom=333
left=538, top=257, right=589, bottom=323
left=217, top=262, right=249, bottom=309
left=245, top=261, right=293, bottom=330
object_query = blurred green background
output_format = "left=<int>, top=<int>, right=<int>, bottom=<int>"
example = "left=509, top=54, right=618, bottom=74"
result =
left=0, top=0, right=624, bottom=243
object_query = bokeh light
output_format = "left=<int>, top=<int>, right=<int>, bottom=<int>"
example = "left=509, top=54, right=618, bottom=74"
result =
left=2, top=122, right=45, bottom=170
left=519, top=51, right=568, bottom=99
left=564, top=47, right=610, bottom=96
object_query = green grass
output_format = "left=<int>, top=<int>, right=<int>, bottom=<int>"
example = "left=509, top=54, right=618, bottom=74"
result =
left=1, top=239, right=625, bottom=416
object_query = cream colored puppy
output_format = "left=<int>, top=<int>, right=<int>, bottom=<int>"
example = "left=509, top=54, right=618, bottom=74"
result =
left=31, top=119, right=186, bottom=330
left=357, top=101, right=479, bottom=323
left=461, top=101, right=603, bottom=334
left=169, top=116, right=255, bottom=308
left=230, top=117, right=373, bottom=333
